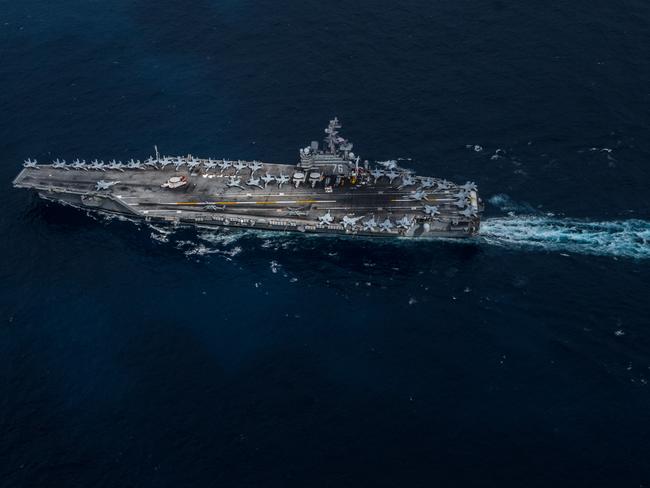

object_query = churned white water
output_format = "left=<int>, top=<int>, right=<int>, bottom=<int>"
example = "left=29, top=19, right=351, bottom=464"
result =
left=479, top=216, right=650, bottom=259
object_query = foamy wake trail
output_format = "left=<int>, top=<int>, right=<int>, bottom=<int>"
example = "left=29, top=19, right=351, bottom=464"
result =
left=479, top=216, right=650, bottom=259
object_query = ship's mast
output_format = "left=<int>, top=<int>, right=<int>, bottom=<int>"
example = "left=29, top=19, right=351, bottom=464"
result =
left=324, top=117, right=354, bottom=160
left=324, top=117, right=341, bottom=154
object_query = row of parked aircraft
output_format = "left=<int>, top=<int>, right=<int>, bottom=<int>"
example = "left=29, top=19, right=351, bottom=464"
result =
left=25, top=157, right=267, bottom=174
left=316, top=204, right=476, bottom=231
left=317, top=212, right=419, bottom=231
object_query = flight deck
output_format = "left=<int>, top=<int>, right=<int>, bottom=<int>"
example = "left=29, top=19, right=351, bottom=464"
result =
left=13, top=119, right=482, bottom=238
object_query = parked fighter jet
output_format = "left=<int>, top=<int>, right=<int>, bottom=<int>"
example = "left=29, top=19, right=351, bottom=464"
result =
left=370, top=168, right=385, bottom=180
left=341, top=215, right=364, bottom=229
left=52, top=160, right=68, bottom=170
left=418, top=177, right=434, bottom=189
left=396, top=216, right=413, bottom=229
left=246, top=176, right=263, bottom=189
left=261, top=173, right=275, bottom=187
left=218, top=159, right=232, bottom=171
left=363, top=217, right=378, bottom=231
left=408, top=190, right=428, bottom=201
left=423, top=205, right=440, bottom=216
left=95, top=180, right=119, bottom=191
left=71, top=160, right=86, bottom=170
left=112, top=160, right=126, bottom=172
left=287, top=208, right=308, bottom=216
left=159, top=158, right=173, bottom=170
left=453, top=198, right=468, bottom=208
left=127, top=160, right=144, bottom=170
left=436, top=179, right=451, bottom=190
left=460, top=207, right=477, bottom=218
left=386, top=170, right=400, bottom=184
left=144, top=157, right=158, bottom=168
left=276, top=173, right=290, bottom=188
left=205, top=204, right=226, bottom=212
left=226, top=176, right=244, bottom=190
left=174, top=158, right=186, bottom=170
left=204, top=159, right=218, bottom=171
left=376, top=160, right=398, bottom=170
left=398, top=174, right=416, bottom=189
left=318, top=211, right=334, bottom=226
left=453, top=190, right=469, bottom=201
left=378, top=218, right=395, bottom=232
left=23, top=158, right=38, bottom=169
left=249, top=161, right=263, bottom=174
left=461, top=181, right=477, bottom=192
left=233, top=160, right=247, bottom=173
left=187, top=158, right=201, bottom=171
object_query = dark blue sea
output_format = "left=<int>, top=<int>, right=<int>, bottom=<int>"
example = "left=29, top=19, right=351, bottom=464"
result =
left=2, top=1, right=650, bottom=486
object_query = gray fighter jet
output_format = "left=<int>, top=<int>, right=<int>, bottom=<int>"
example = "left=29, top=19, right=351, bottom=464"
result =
left=187, top=158, right=201, bottom=171
left=453, top=190, right=469, bottom=201
left=398, top=174, right=416, bottom=189
left=52, top=160, right=69, bottom=170
left=453, top=198, right=468, bottom=208
left=204, top=159, right=218, bottom=171
left=144, top=157, right=158, bottom=168
left=71, top=160, right=86, bottom=170
left=276, top=173, right=290, bottom=188
left=376, top=160, right=398, bottom=170
left=287, top=208, right=308, bottom=216
left=249, top=161, right=263, bottom=174
left=318, top=211, right=334, bottom=226
left=226, top=176, right=244, bottom=190
left=23, top=158, right=38, bottom=169
left=106, top=160, right=119, bottom=171
left=95, top=180, right=120, bottom=191
left=127, top=160, right=143, bottom=170
left=423, top=205, right=440, bottom=216
left=378, top=218, right=395, bottom=232
left=341, top=215, right=364, bottom=229
left=396, top=216, right=413, bottom=229
left=246, top=176, right=263, bottom=189
left=363, top=217, right=378, bottom=231
left=96, top=161, right=107, bottom=171
left=408, top=190, right=428, bottom=201
left=386, top=170, right=400, bottom=184
left=218, top=159, right=232, bottom=171
left=233, top=160, right=247, bottom=173
left=174, top=158, right=186, bottom=171
left=261, top=173, right=275, bottom=187
left=459, top=207, right=477, bottom=218
left=418, top=177, right=434, bottom=189
left=159, top=158, right=173, bottom=170
left=436, top=179, right=451, bottom=190
left=370, top=168, right=385, bottom=180
left=461, top=181, right=477, bottom=192
left=205, top=204, right=226, bottom=212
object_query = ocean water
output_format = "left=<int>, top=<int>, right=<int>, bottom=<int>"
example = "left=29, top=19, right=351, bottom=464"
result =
left=1, top=1, right=650, bottom=486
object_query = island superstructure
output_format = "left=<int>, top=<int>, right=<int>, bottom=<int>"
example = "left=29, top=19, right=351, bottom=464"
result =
left=13, top=119, right=482, bottom=238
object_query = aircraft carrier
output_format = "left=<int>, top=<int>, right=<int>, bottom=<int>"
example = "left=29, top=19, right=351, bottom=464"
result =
left=13, top=119, right=482, bottom=238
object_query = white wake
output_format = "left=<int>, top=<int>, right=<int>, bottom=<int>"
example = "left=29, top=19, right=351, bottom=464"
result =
left=479, top=216, right=650, bottom=259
